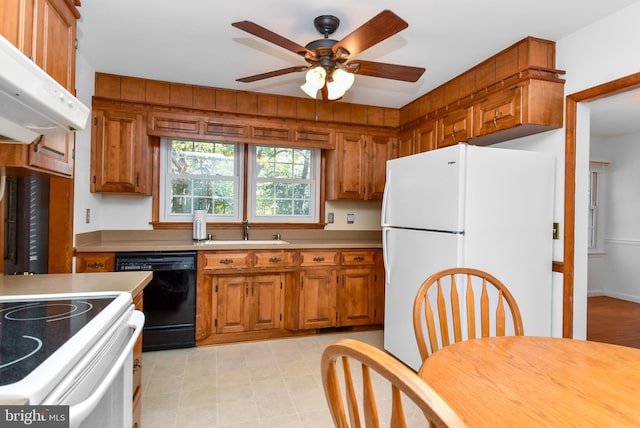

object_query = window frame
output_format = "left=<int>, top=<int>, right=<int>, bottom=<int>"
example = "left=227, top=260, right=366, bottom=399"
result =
left=158, top=139, right=322, bottom=225
left=246, top=145, right=321, bottom=224
left=588, top=161, right=609, bottom=254
left=159, top=138, right=244, bottom=223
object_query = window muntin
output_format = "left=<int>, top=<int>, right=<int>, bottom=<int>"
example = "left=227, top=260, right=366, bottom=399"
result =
left=248, top=145, right=320, bottom=223
left=160, top=139, right=242, bottom=222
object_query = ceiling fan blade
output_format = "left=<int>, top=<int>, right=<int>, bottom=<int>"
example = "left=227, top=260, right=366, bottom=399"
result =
left=236, top=66, right=308, bottom=83
left=332, top=10, right=408, bottom=58
left=348, top=60, right=425, bottom=82
left=232, top=21, right=315, bottom=58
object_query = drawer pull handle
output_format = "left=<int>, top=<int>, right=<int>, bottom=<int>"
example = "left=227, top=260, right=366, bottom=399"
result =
left=87, top=262, right=105, bottom=268
left=353, top=256, right=365, bottom=262
left=313, top=257, right=325, bottom=262
left=269, top=257, right=282, bottom=263
left=219, top=259, right=234, bottom=265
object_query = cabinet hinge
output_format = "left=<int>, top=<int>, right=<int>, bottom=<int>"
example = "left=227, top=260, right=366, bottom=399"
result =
left=215, top=285, right=218, bottom=293
left=280, top=314, right=282, bottom=321
left=301, top=277, right=303, bottom=289
left=92, top=176, right=96, bottom=184
left=94, top=117, right=97, bottom=126
left=214, top=319, right=217, bottom=327
left=280, top=281, right=283, bottom=289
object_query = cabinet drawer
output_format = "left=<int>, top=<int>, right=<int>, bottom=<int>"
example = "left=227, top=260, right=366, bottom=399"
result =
left=202, top=253, right=250, bottom=271
left=341, top=251, right=376, bottom=266
left=253, top=251, right=296, bottom=269
left=76, top=253, right=115, bottom=272
left=299, top=250, right=339, bottom=267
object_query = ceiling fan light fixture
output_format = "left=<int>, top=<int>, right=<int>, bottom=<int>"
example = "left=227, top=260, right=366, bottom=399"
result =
left=300, top=66, right=327, bottom=98
left=326, top=80, right=345, bottom=100
left=332, top=68, right=355, bottom=91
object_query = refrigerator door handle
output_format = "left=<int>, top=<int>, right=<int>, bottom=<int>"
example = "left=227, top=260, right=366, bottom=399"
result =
left=381, top=170, right=391, bottom=227
left=382, top=228, right=391, bottom=285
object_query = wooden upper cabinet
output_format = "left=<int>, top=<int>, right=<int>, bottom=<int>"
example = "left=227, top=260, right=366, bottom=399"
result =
left=367, top=134, right=393, bottom=200
left=415, top=119, right=437, bottom=154
left=438, top=106, right=473, bottom=148
left=395, top=128, right=415, bottom=159
left=34, top=0, right=77, bottom=91
left=474, top=87, right=523, bottom=138
left=0, top=0, right=35, bottom=57
left=327, top=132, right=393, bottom=201
left=90, top=109, right=151, bottom=194
left=0, top=0, right=78, bottom=177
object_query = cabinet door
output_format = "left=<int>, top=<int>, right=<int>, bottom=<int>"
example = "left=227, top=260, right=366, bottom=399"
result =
left=250, top=274, right=282, bottom=331
left=395, top=129, right=415, bottom=159
left=366, top=135, right=393, bottom=200
left=27, top=133, right=74, bottom=176
left=339, top=267, right=377, bottom=326
left=0, top=0, right=34, bottom=59
left=216, top=276, right=250, bottom=333
left=299, top=269, right=337, bottom=329
left=335, top=132, right=365, bottom=199
left=415, top=120, right=437, bottom=154
left=474, top=87, right=522, bottom=137
left=438, top=106, right=473, bottom=148
left=91, top=109, right=150, bottom=194
left=34, top=0, right=76, bottom=90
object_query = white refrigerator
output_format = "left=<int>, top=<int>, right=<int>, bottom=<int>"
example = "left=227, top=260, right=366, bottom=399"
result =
left=382, top=143, right=554, bottom=371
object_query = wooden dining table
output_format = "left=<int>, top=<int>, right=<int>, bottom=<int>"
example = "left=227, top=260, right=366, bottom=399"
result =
left=418, top=336, right=640, bottom=427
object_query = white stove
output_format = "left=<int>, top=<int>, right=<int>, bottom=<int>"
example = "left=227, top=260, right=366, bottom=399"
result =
left=0, top=291, right=144, bottom=428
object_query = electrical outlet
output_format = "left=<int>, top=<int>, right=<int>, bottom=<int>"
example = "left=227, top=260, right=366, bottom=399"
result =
left=347, top=213, right=355, bottom=224
left=553, top=222, right=560, bottom=240
left=85, top=208, right=91, bottom=224
left=327, top=212, right=334, bottom=223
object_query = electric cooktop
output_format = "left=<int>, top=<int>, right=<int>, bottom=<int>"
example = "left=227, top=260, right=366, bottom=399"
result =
left=0, top=296, right=116, bottom=386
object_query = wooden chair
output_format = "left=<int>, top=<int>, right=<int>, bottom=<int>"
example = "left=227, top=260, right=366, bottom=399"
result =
left=413, top=267, right=524, bottom=360
left=321, top=338, right=466, bottom=428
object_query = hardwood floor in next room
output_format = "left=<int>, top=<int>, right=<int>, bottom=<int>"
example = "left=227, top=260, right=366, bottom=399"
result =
left=587, top=296, right=640, bottom=348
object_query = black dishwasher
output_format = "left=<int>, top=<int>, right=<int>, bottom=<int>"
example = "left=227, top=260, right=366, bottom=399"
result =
left=115, top=251, right=196, bottom=351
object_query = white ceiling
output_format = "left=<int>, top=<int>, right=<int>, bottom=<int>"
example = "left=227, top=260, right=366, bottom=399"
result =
left=76, top=0, right=640, bottom=136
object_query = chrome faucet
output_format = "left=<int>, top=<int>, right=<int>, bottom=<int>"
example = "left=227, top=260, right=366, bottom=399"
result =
left=242, top=220, right=249, bottom=240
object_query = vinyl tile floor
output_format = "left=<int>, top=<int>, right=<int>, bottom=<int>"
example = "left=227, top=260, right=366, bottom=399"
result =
left=140, top=329, right=403, bottom=428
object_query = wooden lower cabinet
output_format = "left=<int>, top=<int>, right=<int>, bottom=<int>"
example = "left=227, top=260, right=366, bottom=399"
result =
left=298, top=268, right=338, bottom=329
left=197, top=248, right=384, bottom=344
left=339, top=267, right=377, bottom=326
left=215, top=274, right=283, bottom=333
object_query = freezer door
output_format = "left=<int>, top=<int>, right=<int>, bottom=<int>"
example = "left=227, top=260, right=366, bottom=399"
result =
left=382, top=227, right=463, bottom=371
left=382, top=144, right=465, bottom=232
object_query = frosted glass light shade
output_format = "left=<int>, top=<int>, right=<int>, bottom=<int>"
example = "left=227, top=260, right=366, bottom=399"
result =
left=300, top=66, right=327, bottom=98
left=332, top=68, right=355, bottom=91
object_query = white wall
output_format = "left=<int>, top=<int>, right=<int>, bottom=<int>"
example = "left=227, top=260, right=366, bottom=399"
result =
left=589, top=131, right=640, bottom=302
left=555, top=1, right=640, bottom=337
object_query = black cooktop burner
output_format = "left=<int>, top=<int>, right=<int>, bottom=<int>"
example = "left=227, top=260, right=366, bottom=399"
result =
left=0, top=296, right=115, bottom=386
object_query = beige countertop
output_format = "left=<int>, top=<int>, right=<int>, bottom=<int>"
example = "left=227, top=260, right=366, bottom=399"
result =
left=75, top=229, right=383, bottom=253
left=0, top=271, right=152, bottom=297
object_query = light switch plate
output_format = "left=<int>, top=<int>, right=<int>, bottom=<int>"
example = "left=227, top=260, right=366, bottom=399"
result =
left=347, top=213, right=355, bottom=224
left=327, top=212, right=334, bottom=223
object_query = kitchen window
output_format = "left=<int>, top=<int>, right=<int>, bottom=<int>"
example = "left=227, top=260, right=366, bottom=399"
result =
left=160, top=139, right=243, bottom=222
left=588, top=161, right=609, bottom=253
left=159, top=139, right=320, bottom=223
left=247, top=145, right=320, bottom=223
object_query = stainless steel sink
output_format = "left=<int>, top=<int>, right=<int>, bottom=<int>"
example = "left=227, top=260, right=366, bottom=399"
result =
left=197, top=240, right=289, bottom=245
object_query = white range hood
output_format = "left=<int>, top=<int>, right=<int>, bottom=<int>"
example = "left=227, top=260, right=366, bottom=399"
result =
left=0, top=34, right=90, bottom=144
